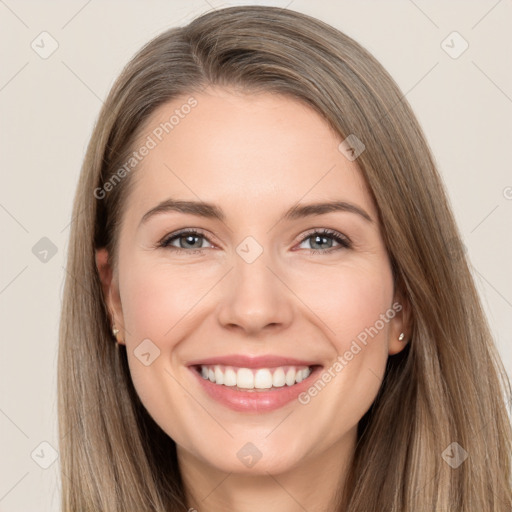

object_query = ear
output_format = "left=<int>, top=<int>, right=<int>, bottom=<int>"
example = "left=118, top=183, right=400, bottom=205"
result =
left=95, top=248, right=125, bottom=345
left=387, top=288, right=412, bottom=356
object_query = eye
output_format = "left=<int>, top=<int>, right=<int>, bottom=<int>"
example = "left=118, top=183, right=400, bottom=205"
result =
left=158, top=229, right=213, bottom=253
left=157, top=228, right=351, bottom=255
left=296, top=228, right=351, bottom=254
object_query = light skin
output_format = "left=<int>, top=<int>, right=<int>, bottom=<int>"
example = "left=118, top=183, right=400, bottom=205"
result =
left=96, top=87, right=410, bottom=512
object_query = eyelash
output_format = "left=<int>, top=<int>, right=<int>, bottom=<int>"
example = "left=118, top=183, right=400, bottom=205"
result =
left=157, top=228, right=351, bottom=255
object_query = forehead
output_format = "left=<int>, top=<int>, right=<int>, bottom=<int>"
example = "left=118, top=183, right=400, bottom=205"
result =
left=124, top=87, right=376, bottom=224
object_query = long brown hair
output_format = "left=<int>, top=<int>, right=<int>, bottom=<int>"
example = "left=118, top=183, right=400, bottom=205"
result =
left=58, top=5, right=512, bottom=510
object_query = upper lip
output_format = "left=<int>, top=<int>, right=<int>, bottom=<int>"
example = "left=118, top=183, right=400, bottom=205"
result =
left=187, top=354, right=322, bottom=369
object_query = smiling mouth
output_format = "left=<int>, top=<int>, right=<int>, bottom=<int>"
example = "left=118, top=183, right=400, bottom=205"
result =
left=192, top=364, right=322, bottom=392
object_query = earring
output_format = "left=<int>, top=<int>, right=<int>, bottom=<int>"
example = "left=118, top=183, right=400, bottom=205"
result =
left=398, top=332, right=405, bottom=341
left=112, top=325, right=121, bottom=345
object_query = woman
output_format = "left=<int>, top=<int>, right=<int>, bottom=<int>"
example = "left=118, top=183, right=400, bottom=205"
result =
left=58, top=5, right=512, bottom=511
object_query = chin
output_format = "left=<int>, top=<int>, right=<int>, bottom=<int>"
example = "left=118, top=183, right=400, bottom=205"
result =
left=198, top=445, right=305, bottom=476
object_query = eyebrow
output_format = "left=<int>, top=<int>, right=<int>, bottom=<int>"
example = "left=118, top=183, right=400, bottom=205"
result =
left=139, top=198, right=373, bottom=227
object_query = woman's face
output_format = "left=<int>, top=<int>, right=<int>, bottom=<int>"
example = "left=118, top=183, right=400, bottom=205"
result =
left=97, top=87, right=408, bottom=476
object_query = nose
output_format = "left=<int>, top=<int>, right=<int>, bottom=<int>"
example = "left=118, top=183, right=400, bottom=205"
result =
left=216, top=249, right=294, bottom=336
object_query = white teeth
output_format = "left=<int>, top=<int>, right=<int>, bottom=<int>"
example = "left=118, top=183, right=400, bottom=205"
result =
left=285, top=368, right=296, bottom=386
left=272, top=368, right=286, bottom=387
left=237, top=368, right=254, bottom=389
left=223, top=367, right=237, bottom=386
left=214, top=366, right=224, bottom=385
left=198, top=364, right=313, bottom=390
left=254, top=369, right=273, bottom=389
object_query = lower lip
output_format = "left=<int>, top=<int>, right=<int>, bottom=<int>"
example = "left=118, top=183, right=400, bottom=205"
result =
left=189, top=365, right=322, bottom=412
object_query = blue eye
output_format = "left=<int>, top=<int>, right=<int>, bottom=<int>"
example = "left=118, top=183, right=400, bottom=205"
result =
left=159, top=229, right=210, bottom=252
left=158, top=228, right=351, bottom=255
left=297, top=229, right=351, bottom=254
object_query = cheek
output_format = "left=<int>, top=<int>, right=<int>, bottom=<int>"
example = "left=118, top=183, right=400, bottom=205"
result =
left=119, top=259, right=209, bottom=341
left=117, top=260, right=202, bottom=436
left=293, top=262, right=394, bottom=411
left=293, top=260, right=394, bottom=347
left=117, top=258, right=219, bottom=417
left=295, top=263, right=394, bottom=427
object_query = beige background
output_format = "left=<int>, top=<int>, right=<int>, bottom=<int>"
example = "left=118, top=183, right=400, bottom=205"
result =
left=1, top=0, right=511, bottom=510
